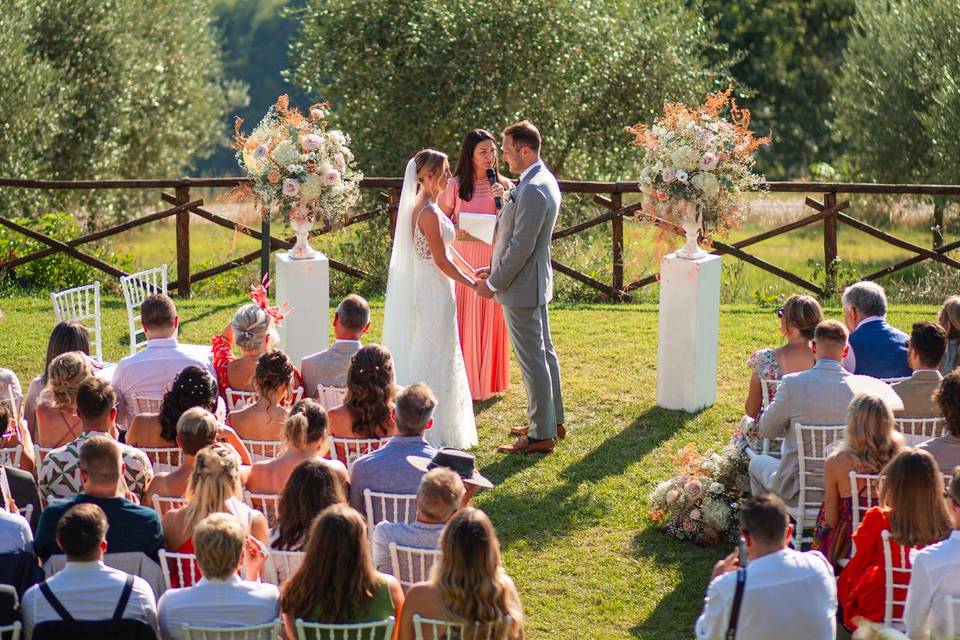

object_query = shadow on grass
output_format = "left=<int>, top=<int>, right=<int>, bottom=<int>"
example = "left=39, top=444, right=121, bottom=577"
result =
left=481, top=406, right=699, bottom=551
left=473, top=395, right=505, bottom=416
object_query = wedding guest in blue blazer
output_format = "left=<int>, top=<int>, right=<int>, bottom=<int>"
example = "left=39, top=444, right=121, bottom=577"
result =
left=841, top=281, right=911, bottom=379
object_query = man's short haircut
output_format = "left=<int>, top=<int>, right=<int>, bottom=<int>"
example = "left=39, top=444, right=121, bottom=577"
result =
left=75, top=377, right=116, bottom=422
left=193, top=513, right=245, bottom=580
left=176, top=407, right=220, bottom=456
left=336, top=294, right=370, bottom=332
left=395, top=383, right=437, bottom=436
left=417, top=467, right=466, bottom=522
left=141, top=293, right=177, bottom=329
left=503, top=120, right=542, bottom=153
left=814, top=319, right=849, bottom=348
left=842, top=281, right=888, bottom=318
left=911, top=321, right=948, bottom=367
left=79, top=435, right=122, bottom=484
left=740, top=493, right=789, bottom=545
left=57, top=503, right=108, bottom=558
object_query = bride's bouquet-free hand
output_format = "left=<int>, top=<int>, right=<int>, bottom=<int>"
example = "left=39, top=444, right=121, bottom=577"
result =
left=626, top=87, right=770, bottom=258
left=233, top=95, right=362, bottom=258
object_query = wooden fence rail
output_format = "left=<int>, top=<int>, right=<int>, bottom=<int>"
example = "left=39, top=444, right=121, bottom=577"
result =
left=1, top=177, right=959, bottom=300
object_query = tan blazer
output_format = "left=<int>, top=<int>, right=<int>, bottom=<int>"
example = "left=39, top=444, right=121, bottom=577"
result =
left=300, top=340, right=362, bottom=395
left=891, top=369, right=943, bottom=418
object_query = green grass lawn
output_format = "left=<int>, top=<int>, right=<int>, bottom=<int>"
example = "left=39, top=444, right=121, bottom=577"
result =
left=0, top=295, right=940, bottom=638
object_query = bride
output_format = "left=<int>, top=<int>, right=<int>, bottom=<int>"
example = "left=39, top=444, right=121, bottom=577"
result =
left=382, top=150, right=480, bottom=449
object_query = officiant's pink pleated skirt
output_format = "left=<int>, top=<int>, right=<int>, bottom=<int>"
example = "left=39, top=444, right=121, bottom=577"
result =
left=453, top=238, right=510, bottom=400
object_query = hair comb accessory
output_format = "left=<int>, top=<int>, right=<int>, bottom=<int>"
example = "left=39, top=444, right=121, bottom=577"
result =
left=249, top=273, right=290, bottom=326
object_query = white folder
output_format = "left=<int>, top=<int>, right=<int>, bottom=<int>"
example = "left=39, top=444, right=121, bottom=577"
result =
left=458, top=211, right=497, bottom=245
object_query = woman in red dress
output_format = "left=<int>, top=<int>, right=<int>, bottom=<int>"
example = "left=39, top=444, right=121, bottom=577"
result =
left=438, top=129, right=511, bottom=401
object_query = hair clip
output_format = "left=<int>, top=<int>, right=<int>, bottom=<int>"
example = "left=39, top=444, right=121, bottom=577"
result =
left=249, top=274, right=290, bottom=326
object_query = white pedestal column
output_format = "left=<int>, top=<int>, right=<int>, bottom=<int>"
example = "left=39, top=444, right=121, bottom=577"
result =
left=275, top=252, right=329, bottom=367
left=656, top=252, right=722, bottom=412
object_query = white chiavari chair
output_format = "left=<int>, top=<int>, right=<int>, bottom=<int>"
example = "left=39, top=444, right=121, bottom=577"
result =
left=316, top=385, right=346, bottom=410
left=159, top=549, right=201, bottom=590
left=895, top=416, right=947, bottom=439
left=263, top=550, right=305, bottom=586
left=327, top=436, right=391, bottom=471
left=240, top=439, right=283, bottom=462
left=0, top=621, right=21, bottom=640
left=791, top=424, right=847, bottom=546
left=242, top=491, right=280, bottom=528
left=120, top=265, right=168, bottom=355
left=389, top=543, right=441, bottom=592
left=140, top=446, right=182, bottom=474
left=0, top=445, right=21, bottom=468
left=295, top=618, right=394, bottom=640
left=363, top=489, right=417, bottom=536
left=181, top=619, right=282, bottom=640
left=225, top=388, right=257, bottom=412
left=881, top=529, right=915, bottom=630
left=412, top=615, right=513, bottom=640
left=151, top=494, right=186, bottom=515
left=50, top=282, right=106, bottom=364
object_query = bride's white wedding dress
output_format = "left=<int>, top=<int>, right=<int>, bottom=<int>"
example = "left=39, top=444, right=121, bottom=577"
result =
left=382, top=159, right=478, bottom=449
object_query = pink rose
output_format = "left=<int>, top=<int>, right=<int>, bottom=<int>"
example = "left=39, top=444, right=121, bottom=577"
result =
left=334, top=153, right=346, bottom=172
left=661, top=167, right=676, bottom=183
left=282, top=178, right=300, bottom=197
left=684, top=479, right=704, bottom=501
left=322, top=167, right=341, bottom=186
left=301, top=134, right=321, bottom=151
left=698, top=152, right=718, bottom=171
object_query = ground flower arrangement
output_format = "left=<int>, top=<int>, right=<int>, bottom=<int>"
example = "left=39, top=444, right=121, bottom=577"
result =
left=649, top=442, right=752, bottom=545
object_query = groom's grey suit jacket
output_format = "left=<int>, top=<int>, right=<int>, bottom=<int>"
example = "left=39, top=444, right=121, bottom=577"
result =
left=488, top=163, right=560, bottom=307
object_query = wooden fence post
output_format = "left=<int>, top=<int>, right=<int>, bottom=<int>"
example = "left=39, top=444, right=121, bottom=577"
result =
left=610, top=191, right=624, bottom=300
left=823, top=191, right=838, bottom=296
left=388, top=188, right=399, bottom=240
left=175, top=185, right=191, bottom=297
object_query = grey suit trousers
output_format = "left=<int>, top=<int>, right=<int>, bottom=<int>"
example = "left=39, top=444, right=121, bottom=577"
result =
left=502, top=304, right=564, bottom=440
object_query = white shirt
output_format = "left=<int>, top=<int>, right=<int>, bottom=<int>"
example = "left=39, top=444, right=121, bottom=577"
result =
left=904, top=530, right=960, bottom=639
left=21, top=561, right=158, bottom=639
left=112, top=337, right=213, bottom=426
left=695, top=549, right=836, bottom=640
left=0, top=508, right=32, bottom=553
left=157, top=575, right=280, bottom=640
left=842, top=315, right=883, bottom=372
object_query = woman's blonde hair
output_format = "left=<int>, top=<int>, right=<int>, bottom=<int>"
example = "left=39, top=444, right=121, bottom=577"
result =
left=939, top=296, right=960, bottom=339
left=283, top=399, right=327, bottom=450
left=837, top=394, right=902, bottom=472
left=433, top=508, right=524, bottom=638
left=781, top=294, right=823, bottom=340
left=231, top=303, right=277, bottom=352
left=414, top=148, right=448, bottom=188
left=183, top=443, right=243, bottom=534
left=880, top=449, right=952, bottom=547
left=41, top=351, right=92, bottom=409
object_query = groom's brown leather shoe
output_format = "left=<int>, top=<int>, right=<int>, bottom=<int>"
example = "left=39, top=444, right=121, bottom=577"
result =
left=509, top=424, right=566, bottom=440
left=497, top=436, right=555, bottom=454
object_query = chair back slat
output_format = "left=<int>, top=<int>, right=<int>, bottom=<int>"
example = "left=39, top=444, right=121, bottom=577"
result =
left=120, top=265, right=168, bottom=355
left=363, top=490, right=417, bottom=537
left=316, top=385, right=347, bottom=411
left=848, top=471, right=883, bottom=532
left=151, top=494, right=186, bottom=516
left=263, top=550, right=305, bottom=586
left=881, top=529, right=915, bottom=629
left=295, top=617, right=395, bottom=640
left=240, top=439, right=283, bottom=462
left=760, top=378, right=781, bottom=410
left=50, top=282, right=104, bottom=363
left=159, top=549, right=201, bottom=590
left=794, top=424, right=847, bottom=544
left=130, top=395, right=163, bottom=417
left=0, top=446, right=22, bottom=469
left=389, top=543, right=441, bottom=592
left=412, top=615, right=513, bottom=640
left=181, top=619, right=282, bottom=640
left=225, top=388, right=257, bottom=413
left=895, top=417, right=946, bottom=439
left=0, top=621, right=21, bottom=640
left=328, top=436, right=392, bottom=471
left=140, top=446, right=182, bottom=474
left=242, top=491, right=280, bottom=529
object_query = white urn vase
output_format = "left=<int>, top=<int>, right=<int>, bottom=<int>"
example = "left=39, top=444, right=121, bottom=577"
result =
left=288, top=203, right=319, bottom=260
left=675, top=199, right=707, bottom=260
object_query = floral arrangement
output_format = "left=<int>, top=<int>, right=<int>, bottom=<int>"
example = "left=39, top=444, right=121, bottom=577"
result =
left=233, top=95, right=362, bottom=227
left=626, top=87, right=771, bottom=234
left=649, top=442, right=752, bottom=545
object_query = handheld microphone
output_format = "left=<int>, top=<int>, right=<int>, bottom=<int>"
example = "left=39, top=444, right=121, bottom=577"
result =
left=486, top=168, right=502, bottom=210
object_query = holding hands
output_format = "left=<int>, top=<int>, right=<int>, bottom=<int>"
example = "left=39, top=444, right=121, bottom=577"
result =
left=472, top=267, right=494, bottom=299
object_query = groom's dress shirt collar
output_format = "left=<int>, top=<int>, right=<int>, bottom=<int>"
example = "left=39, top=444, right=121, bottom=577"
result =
left=519, top=160, right=543, bottom=184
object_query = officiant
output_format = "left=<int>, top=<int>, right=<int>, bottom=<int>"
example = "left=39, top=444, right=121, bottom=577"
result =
left=438, top=129, right=512, bottom=401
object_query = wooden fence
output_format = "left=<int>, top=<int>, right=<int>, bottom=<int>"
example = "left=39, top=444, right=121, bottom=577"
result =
left=0, top=177, right=959, bottom=300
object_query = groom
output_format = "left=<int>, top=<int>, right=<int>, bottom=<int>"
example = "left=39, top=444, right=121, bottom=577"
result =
left=476, top=120, right=565, bottom=454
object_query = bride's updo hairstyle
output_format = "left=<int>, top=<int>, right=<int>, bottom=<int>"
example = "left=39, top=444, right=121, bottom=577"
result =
left=344, top=344, right=396, bottom=438
left=254, top=350, right=294, bottom=401
left=414, top=149, right=448, bottom=192
left=232, top=303, right=277, bottom=352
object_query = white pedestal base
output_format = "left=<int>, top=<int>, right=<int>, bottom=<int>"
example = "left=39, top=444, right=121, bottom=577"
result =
left=276, top=252, right=329, bottom=367
left=655, top=252, right=722, bottom=412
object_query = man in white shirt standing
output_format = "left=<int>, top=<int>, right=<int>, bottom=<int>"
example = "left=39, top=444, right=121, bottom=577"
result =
left=695, top=494, right=836, bottom=640
left=904, top=469, right=960, bottom=639
left=157, top=512, right=279, bottom=639
left=113, top=293, right=211, bottom=426
left=300, top=294, right=370, bottom=394
left=21, top=503, right=158, bottom=639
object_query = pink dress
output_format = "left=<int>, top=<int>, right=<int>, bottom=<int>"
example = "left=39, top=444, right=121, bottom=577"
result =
left=439, top=177, right=510, bottom=401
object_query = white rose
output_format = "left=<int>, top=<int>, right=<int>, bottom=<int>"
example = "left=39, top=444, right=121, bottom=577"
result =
left=670, top=145, right=699, bottom=171
left=691, top=172, right=720, bottom=197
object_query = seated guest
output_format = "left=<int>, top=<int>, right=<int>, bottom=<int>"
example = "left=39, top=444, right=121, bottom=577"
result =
left=372, top=468, right=464, bottom=573
left=35, top=351, right=91, bottom=449
left=749, top=320, right=856, bottom=506
left=328, top=344, right=398, bottom=440
left=841, top=281, right=911, bottom=378
left=157, top=513, right=279, bottom=640
left=904, top=467, right=960, bottom=639
left=246, top=399, right=348, bottom=495
left=280, top=504, right=403, bottom=639
left=839, top=449, right=952, bottom=631
left=811, top=393, right=903, bottom=567
left=34, top=436, right=162, bottom=563
left=694, top=494, right=836, bottom=640
left=126, top=366, right=249, bottom=464
left=22, top=503, right=158, bottom=639
left=0, top=496, right=32, bottom=554
left=162, top=444, right=268, bottom=554
left=397, top=508, right=524, bottom=640
left=113, top=294, right=212, bottom=427
left=2, top=464, right=40, bottom=531
left=0, top=367, right=22, bottom=424
left=211, top=298, right=303, bottom=398
left=270, top=459, right=346, bottom=552
left=919, top=370, right=960, bottom=473
left=23, top=320, right=91, bottom=439
left=227, top=350, right=293, bottom=441
left=144, top=408, right=219, bottom=505
left=406, top=448, right=494, bottom=507
left=891, top=322, right=947, bottom=417
left=743, top=294, right=822, bottom=419
left=39, top=378, right=153, bottom=503
left=939, top=295, right=960, bottom=374
left=301, top=294, right=370, bottom=394
left=349, top=383, right=437, bottom=515
left=0, top=402, right=35, bottom=473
